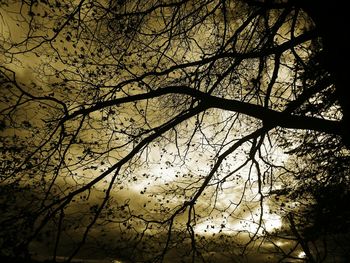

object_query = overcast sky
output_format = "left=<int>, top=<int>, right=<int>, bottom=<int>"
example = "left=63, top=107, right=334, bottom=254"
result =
left=0, top=1, right=316, bottom=262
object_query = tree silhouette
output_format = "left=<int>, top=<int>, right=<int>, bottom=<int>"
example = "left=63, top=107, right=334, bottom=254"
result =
left=0, top=0, right=348, bottom=262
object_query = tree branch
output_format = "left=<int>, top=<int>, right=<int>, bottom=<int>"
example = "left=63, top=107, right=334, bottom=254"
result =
left=64, top=84, right=342, bottom=136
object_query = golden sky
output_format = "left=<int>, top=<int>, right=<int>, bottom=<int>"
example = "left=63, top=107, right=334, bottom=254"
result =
left=0, top=1, right=329, bottom=262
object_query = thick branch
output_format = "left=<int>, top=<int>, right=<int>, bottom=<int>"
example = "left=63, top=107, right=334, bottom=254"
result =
left=65, top=84, right=342, bottom=136
left=206, top=95, right=341, bottom=136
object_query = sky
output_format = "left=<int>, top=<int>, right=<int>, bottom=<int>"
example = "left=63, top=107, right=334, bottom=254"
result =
left=0, top=1, right=320, bottom=262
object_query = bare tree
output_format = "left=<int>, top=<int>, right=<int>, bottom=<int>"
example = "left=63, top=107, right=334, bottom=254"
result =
left=0, top=0, right=348, bottom=262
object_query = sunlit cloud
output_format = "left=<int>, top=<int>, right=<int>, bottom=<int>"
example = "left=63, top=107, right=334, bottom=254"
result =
left=1, top=1, right=347, bottom=262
